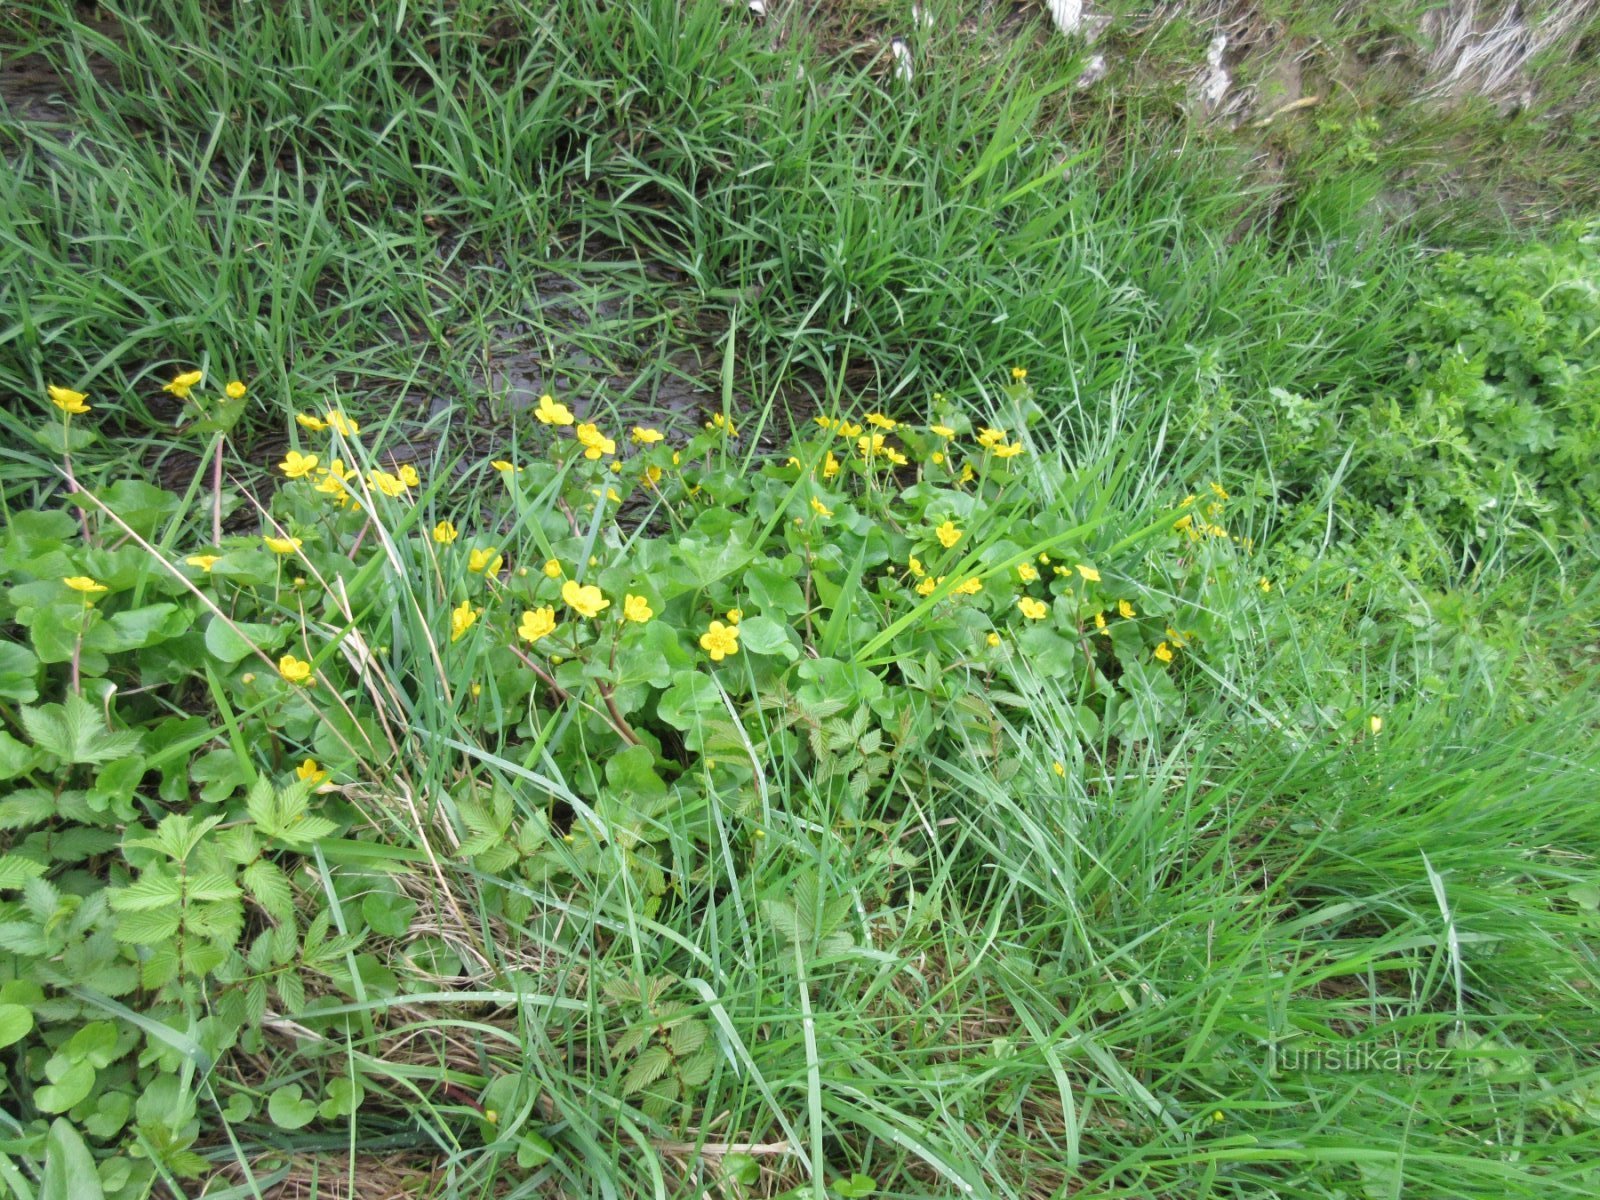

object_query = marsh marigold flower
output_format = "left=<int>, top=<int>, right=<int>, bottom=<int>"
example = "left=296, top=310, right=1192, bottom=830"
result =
left=700, top=619, right=740, bottom=661
left=810, top=496, right=833, bottom=518
left=296, top=412, right=328, bottom=431
left=575, top=423, right=616, bottom=460
left=226, top=380, right=247, bottom=400
left=186, top=554, right=220, bottom=572
left=561, top=580, right=608, bottom=618
left=1011, top=367, right=1027, bottom=382
left=623, top=594, right=654, bottom=623
left=490, top=459, right=520, bottom=474
left=535, top=394, right=573, bottom=426
left=930, top=424, right=955, bottom=439
left=324, top=410, right=359, bottom=437
left=708, top=412, right=739, bottom=437
left=468, top=547, right=503, bottom=575
left=450, top=599, right=480, bottom=642
left=48, top=385, right=90, bottom=414
left=976, top=427, right=1007, bottom=449
left=368, top=470, right=407, bottom=498
left=631, top=426, right=664, bottom=444
left=1017, top=563, right=1039, bottom=583
left=954, top=577, right=983, bottom=595
left=264, top=536, right=302, bottom=555
left=164, top=370, right=203, bottom=399
left=542, top=558, right=562, bottom=579
left=866, top=412, right=897, bottom=430
left=63, top=576, right=107, bottom=594
left=398, top=464, right=420, bottom=488
left=1118, top=599, right=1136, bottom=619
left=278, top=654, right=313, bottom=684
left=1017, top=597, right=1048, bottom=620
left=1154, top=642, right=1174, bottom=663
left=519, top=606, right=557, bottom=642
left=296, top=758, right=328, bottom=786
left=280, top=450, right=319, bottom=479
left=433, top=521, right=458, bottom=545
left=935, top=520, right=962, bottom=549
left=1075, top=563, right=1101, bottom=582
left=993, top=442, right=1024, bottom=459
left=986, top=632, right=1001, bottom=647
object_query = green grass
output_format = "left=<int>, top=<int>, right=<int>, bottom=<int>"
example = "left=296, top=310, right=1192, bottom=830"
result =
left=2, top=2, right=1598, bottom=1198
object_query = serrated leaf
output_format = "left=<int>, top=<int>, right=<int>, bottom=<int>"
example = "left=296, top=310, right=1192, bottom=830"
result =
left=243, top=860, right=294, bottom=922
left=623, top=1045, right=673, bottom=1095
left=0, top=854, right=47, bottom=889
left=19, top=694, right=142, bottom=766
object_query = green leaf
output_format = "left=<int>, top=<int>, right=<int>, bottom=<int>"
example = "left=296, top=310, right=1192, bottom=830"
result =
left=0, top=641, right=40, bottom=703
left=204, top=617, right=286, bottom=665
left=0, top=1001, right=34, bottom=1049
left=744, top=562, right=806, bottom=615
left=19, top=695, right=143, bottom=766
left=40, top=1118, right=105, bottom=1200
left=268, top=1084, right=319, bottom=1130
left=605, top=744, right=669, bottom=798
left=657, top=670, right=723, bottom=731
left=737, top=615, right=799, bottom=661
left=0, top=854, right=47, bottom=889
left=36, top=1059, right=96, bottom=1113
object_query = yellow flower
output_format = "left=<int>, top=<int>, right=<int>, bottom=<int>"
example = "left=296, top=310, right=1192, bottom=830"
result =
left=543, top=558, right=563, bottom=579
left=884, top=446, right=908, bottom=466
left=264, top=536, right=302, bottom=555
left=278, top=654, right=313, bottom=684
left=490, top=459, right=521, bottom=474
left=163, top=369, right=204, bottom=399
left=992, top=442, right=1024, bottom=459
left=643, top=465, right=663, bottom=485
left=280, top=450, right=319, bottom=479
left=398, top=464, right=420, bottom=488
left=856, top=432, right=887, bottom=458
left=1075, top=563, right=1101, bottom=582
left=631, top=426, right=665, bottom=444
left=450, top=599, right=480, bottom=642
left=1052, top=761, right=1066, bottom=777
left=709, top=412, right=739, bottom=437
left=1094, top=611, right=1107, bottom=631
left=959, top=464, right=975, bottom=484
left=866, top=412, right=897, bottom=430
left=368, top=469, right=407, bottom=498
left=822, top=451, right=841, bottom=479
left=1209, top=481, right=1229, bottom=500
left=63, top=575, right=107, bottom=594
left=837, top=420, right=862, bottom=439
left=1011, top=367, right=1027, bottom=382
left=930, top=424, right=955, bottom=439
left=623, top=593, right=654, bottom=623
left=519, top=606, right=558, bottom=642
left=324, top=410, right=359, bottom=437
left=699, top=619, right=740, bottom=661
left=953, top=576, right=983, bottom=596
left=562, top=580, right=609, bottom=619
left=976, top=427, right=1007, bottom=449
left=986, top=632, right=1001, bottom=647
left=1369, top=715, right=1383, bottom=735
left=186, top=553, right=221, bottom=572
left=1017, top=563, right=1039, bottom=583
left=433, top=521, right=458, bottom=545
left=931, top=452, right=945, bottom=464
left=48, top=385, right=90, bottom=414
left=296, top=412, right=328, bottom=431
left=810, top=496, right=833, bottom=518
left=1038, top=552, right=1050, bottom=563
left=935, top=520, right=962, bottom=549
left=1259, top=578, right=1272, bottom=593
left=1118, top=599, right=1136, bottom=619
left=1017, top=597, right=1048, bottom=620
left=725, top=608, right=743, bottom=625
left=225, top=380, right=247, bottom=400
left=1154, top=642, right=1174, bottom=663
left=468, top=547, right=503, bottom=575
left=916, top=576, right=939, bottom=596
left=295, top=758, right=328, bottom=786
left=908, top=556, right=925, bottom=578
left=575, top=423, right=616, bottom=460
left=535, top=393, right=574, bottom=426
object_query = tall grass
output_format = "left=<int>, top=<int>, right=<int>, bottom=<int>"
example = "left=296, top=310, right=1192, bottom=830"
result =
left=2, top=2, right=1596, bottom=1198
